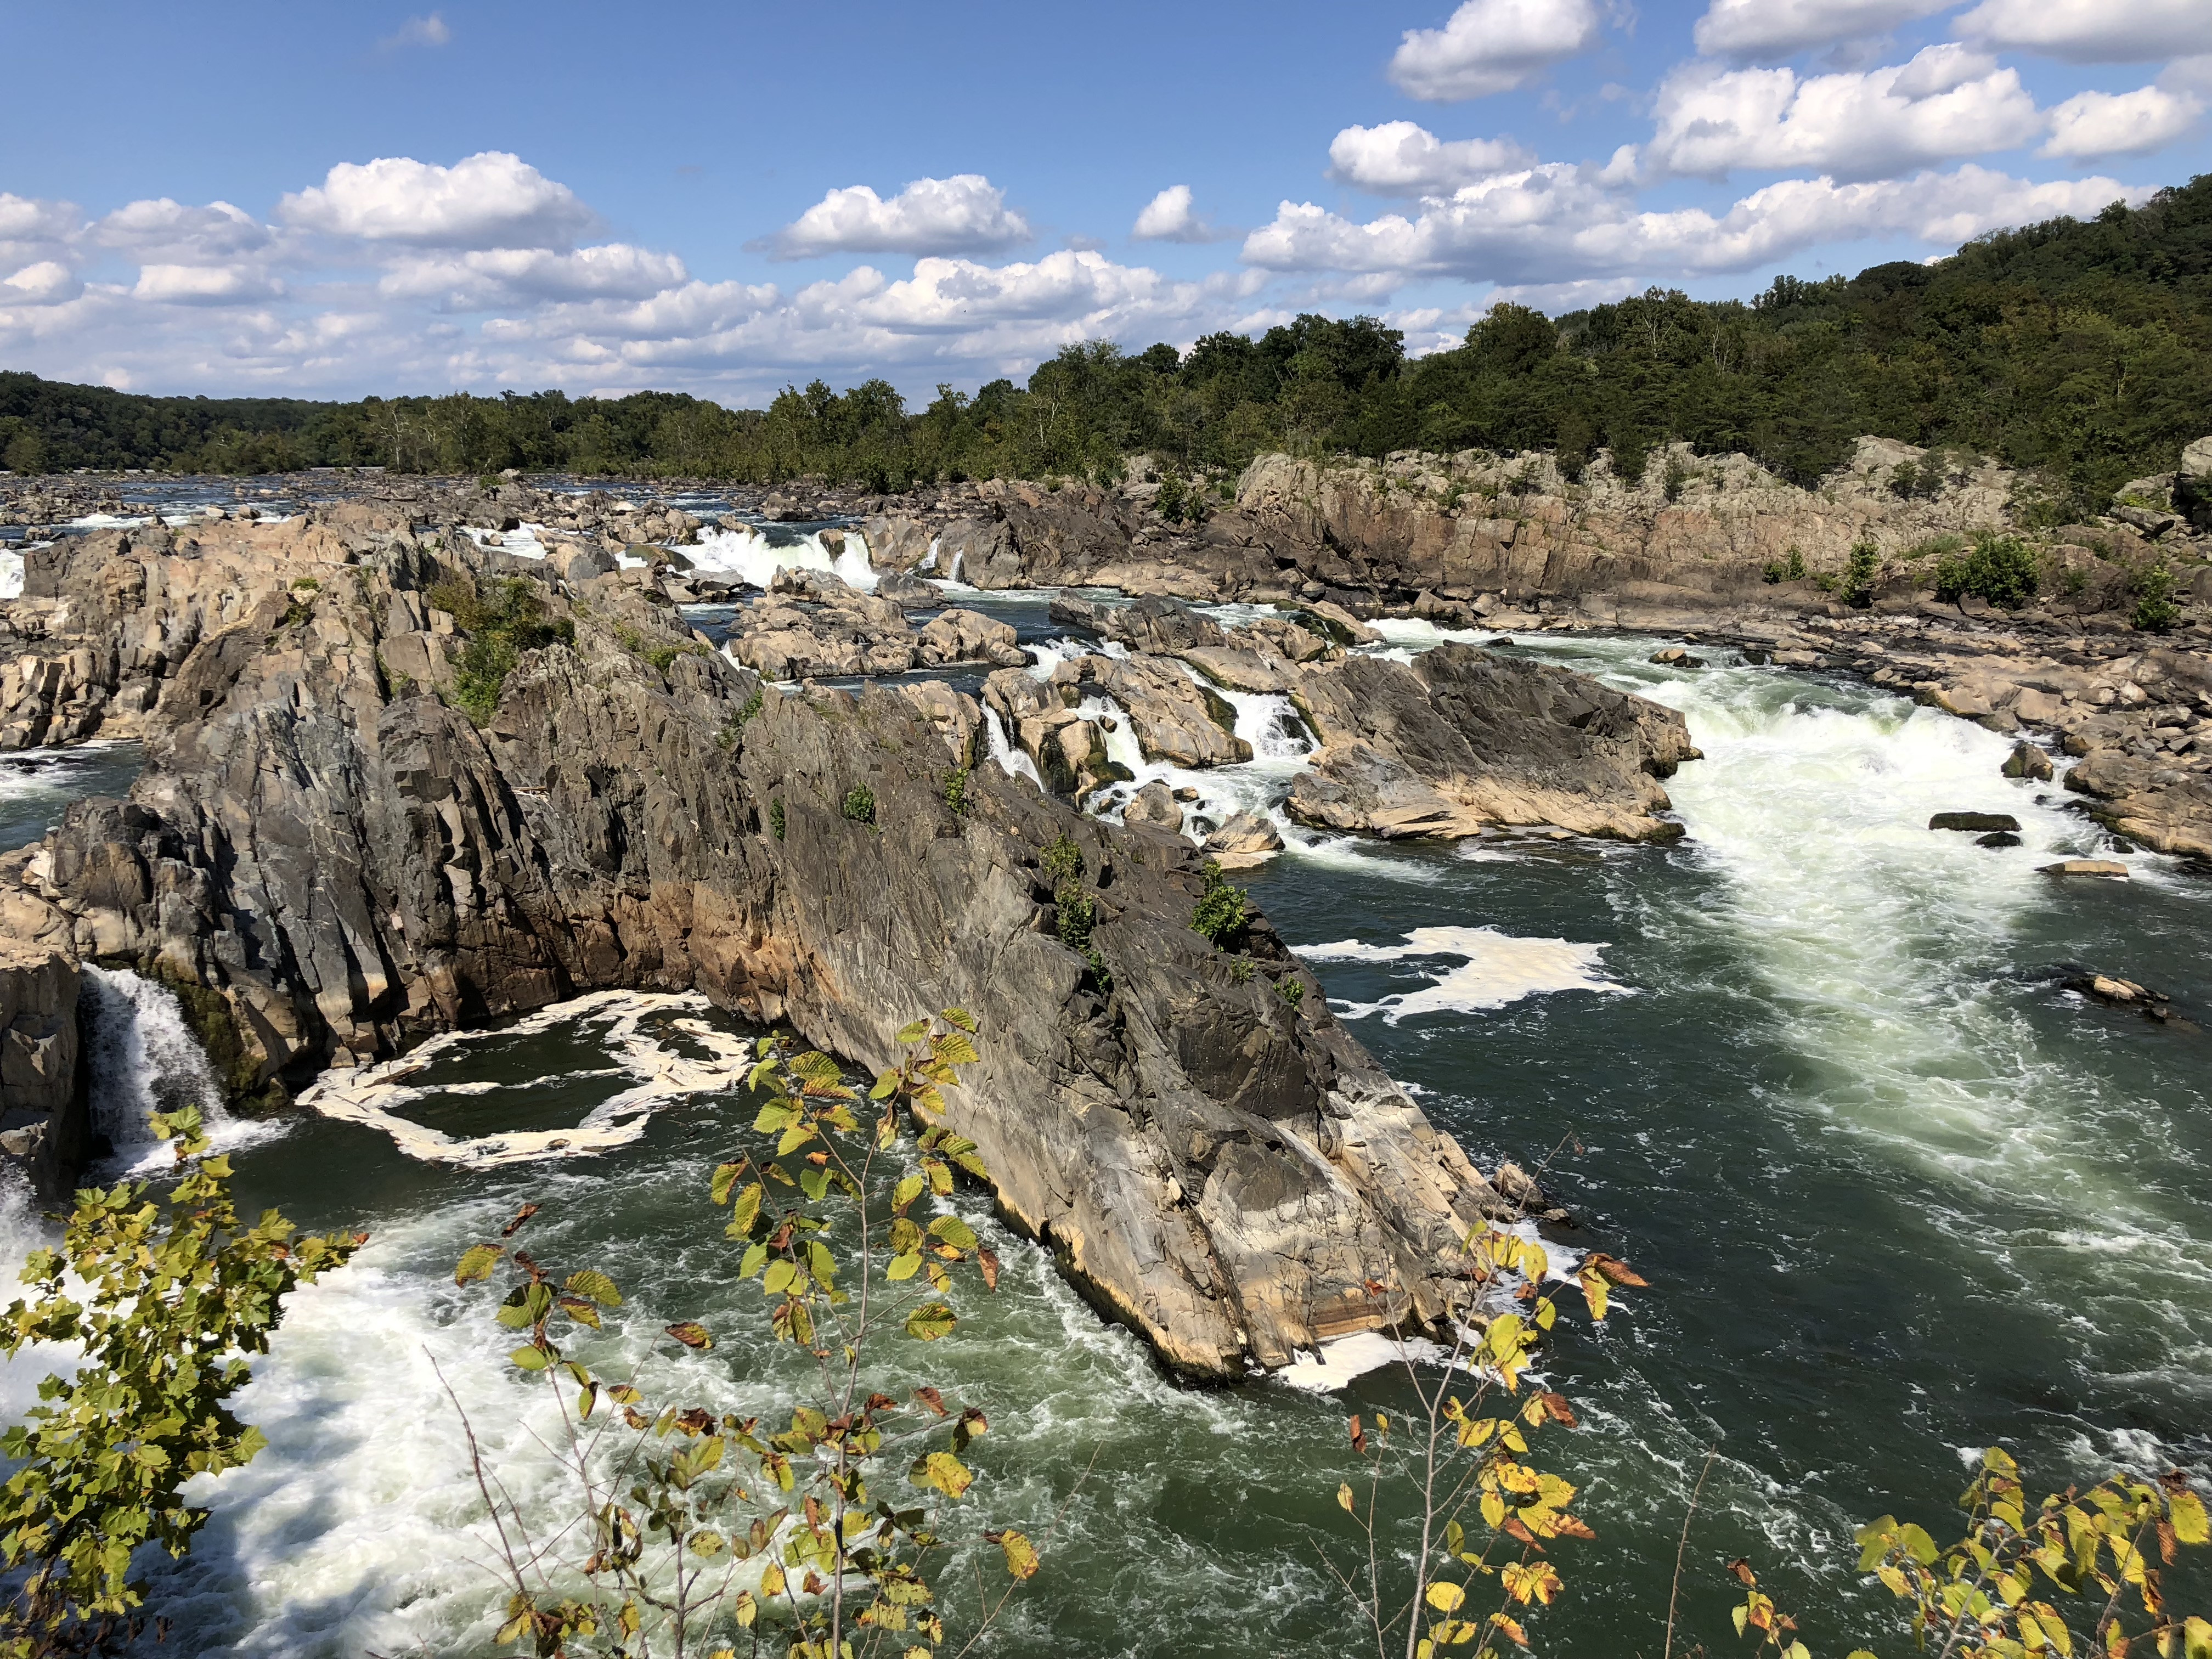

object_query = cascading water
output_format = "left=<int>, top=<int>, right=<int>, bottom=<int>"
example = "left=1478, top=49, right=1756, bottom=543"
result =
left=81, top=966, right=230, bottom=1158
left=982, top=707, right=1042, bottom=788
left=1, top=629, right=2203, bottom=1659
left=685, top=523, right=878, bottom=590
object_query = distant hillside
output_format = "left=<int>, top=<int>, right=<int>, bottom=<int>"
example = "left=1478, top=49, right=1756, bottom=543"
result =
left=4, top=173, right=2209, bottom=515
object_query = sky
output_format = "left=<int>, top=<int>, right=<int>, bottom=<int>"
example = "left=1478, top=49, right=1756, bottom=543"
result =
left=1, top=0, right=2207, bottom=408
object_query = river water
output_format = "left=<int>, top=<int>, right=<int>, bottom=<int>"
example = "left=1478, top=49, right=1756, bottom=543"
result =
left=3, top=620, right=2206, bottom=1657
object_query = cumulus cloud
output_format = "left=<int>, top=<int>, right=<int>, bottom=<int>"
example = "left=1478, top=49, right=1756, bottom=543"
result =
left=2041, top=86, right=2204, bottom=158
left=378, top=243, right=691, bottom=307
left=1389, top=0, right=1601, bottom=101
left=278, top=153, right=597, bottom=250
left=1241, top=163, right=2143, bottom=285
left=764, top=175, right=1031, bottom=259
left=128, top=263, right=285, bottom=306
left=1328, top=123, right=1536, bottom=196
left=379, top=13, right=450, bottom=49
left=1691, top=0, right=1953, bottom=63
left=0, top=194, right=81, bottom=269
left=1132, top=185, right=1231, bottom=242
left=93, top=199, right=273, bottom=263
left=1, top=262, right=82, bottom=305
left=1648, top=45, right=2042, bottom=181
left=1955, top=0, right=2212, bottom=63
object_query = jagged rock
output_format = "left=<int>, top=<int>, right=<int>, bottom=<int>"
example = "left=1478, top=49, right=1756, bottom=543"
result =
left=0, top=934, right=88, bottom=1198
left=2174, top=436, right=2212, bottom=533
left=1287, top=645, right=1698, bottom=841
left=0, top=528, right=1521, bottom=1379
left=873, top=569, right=940, bottom=609
left=1930, top=811, right=2021, bottom=832
left=917, top=608, right=1025, bottom=667
left=1202, top=812, right=1284, bottom=870
left=2002, top=741, right=2055, bottom=781
left=1123, top=780, right=1183, bottom=833
left=1057, top=655, right=1252, bottom=769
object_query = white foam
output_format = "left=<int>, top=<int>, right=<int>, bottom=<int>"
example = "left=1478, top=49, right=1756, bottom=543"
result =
left=299, top=991, right=754, bottom=1166
left=686, top=523, right=876, bottom=590
left=983, top=707, right=1043, bottom=789
left=80, top=967, right=277, bottom=1170
left=461, top=522, right=549, bottom=560
left=1298, top=926, right=1631, bottom=1023
left=0, top=549, right=22, bottom=600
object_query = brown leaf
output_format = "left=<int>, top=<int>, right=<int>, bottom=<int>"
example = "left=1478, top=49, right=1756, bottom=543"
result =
left=1586, top=1252, right=1650, bottom=1286
left=1538, top=1392, right=1578, bottom=1427
left=864, top=1392, right=898, bottom=1413
left=1552, top=1514, right=1596, bottom=1541
left=978, top=1246, right=1001, bottom=1291
left=1728, top=1558, right=1758, bottom=1587
left=674, top=1408, right=714, bottom=1436
left=1503, top=1517, right=1542, bottom=1548
left=500, top=1203, right=540, bottom=1237
left=913, top=1386, right=949, bottom=1418
left=1349, top=1414, right=1368, bottom=1454
left=664, top=1321, right=714, bottom=1350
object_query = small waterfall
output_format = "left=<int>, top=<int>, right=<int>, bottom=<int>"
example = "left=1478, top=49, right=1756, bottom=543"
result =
left=82, top=966, right=230, bottom=1154
left=1217, top=687, right=1316, bottom=760
left=0, top=548, right=24, bottom=601
left=983, top=709, right=1043, bottom=788
left=686, top=524, right=879, bottom=591
left=950, top=549, right=966, bottom=583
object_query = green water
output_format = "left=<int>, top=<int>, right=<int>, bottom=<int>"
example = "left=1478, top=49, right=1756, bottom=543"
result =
left=8, top=639, right=2208, bottom=1656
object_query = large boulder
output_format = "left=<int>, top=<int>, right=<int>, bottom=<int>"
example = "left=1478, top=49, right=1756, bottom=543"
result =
left=2174, top=436, right=2212, bottom=532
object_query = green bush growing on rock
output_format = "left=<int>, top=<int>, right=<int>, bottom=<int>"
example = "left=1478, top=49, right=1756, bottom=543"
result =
left=769, top=797, right=785, bottom=840
left=2133, top=560, right=2181, bottom=632
left=1042, top=831, right=1084, bottom=884
left=716, top=687, right=765, bottom=749
left=1276, top=975, right=1304, bottom=1007
left=1843, top=539, right=1881, bottom=608
left=1155, top=473, right=1187, bottom=522
left=1189, top=859, right=1249, bottom=946
left=1933, top=531, right=2039, bottom=609
left=842, top=786, right=877, bottom=825
left=1760, top=548, right=1807, bottom=584
left=429, top=576, right=576, bottom=724
left=0, top=1110, right=358, bottom=1651
left=942, top=764, right=970, bottom=814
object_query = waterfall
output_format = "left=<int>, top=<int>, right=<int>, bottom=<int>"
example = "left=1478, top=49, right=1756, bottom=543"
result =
left=81, top=966, right=230, bottom=1155
left=983, top=709, right=1042, bottom=788
left=686, top=523, right=879, bottom=591
left=0, top=548, right=23, bottom=601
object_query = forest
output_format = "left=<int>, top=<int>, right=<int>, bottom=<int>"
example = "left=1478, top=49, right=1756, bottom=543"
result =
left=3, top=172, right=2207, bottom=514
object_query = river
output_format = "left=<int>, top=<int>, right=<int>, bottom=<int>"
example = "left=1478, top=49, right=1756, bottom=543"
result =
left=3, top=619, right=2205, bottom=1657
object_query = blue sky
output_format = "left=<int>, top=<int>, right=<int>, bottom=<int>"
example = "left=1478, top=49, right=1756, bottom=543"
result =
left=2, top=0, right=2207, bottom=405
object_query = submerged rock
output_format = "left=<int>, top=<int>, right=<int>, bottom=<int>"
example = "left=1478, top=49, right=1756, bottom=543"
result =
left=1929, top=811, right=2021, bottom=832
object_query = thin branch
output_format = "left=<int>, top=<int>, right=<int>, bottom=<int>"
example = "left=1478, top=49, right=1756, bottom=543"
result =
left=1663, top=1445, right=1719, bottom=1659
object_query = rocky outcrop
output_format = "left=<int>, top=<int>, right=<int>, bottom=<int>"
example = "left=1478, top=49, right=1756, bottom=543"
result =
left=0, top=932, right=88, bottom=1198
left=1, top=515, right=1523, bottom=1378
left=1285, top=645, right=1698, bottom=841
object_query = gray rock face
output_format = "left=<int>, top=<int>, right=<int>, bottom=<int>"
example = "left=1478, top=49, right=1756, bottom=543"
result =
left=2175, top=436, right=2212, bottom=532
left=0, top=935, right=87, bottom=1197
left=1287, top=645, right=1699, bottom=841
left=1124, top=780, right=1184, bottom=833
left=2, top=516, right=1518, bottom=1379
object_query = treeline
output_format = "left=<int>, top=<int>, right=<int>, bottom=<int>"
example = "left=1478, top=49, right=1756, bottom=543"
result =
left=5, top=173, right=2209, bottom=509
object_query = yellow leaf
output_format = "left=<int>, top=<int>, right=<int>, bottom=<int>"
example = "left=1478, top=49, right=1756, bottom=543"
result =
left=2181, top=1615, right=2211, bottom=1659
left=1338, top=1483, right=1356, bottom=1513
left=1426, top=1581, right=1467, bottom=1613
left=2171, top=1491, right=2209, bottom=1547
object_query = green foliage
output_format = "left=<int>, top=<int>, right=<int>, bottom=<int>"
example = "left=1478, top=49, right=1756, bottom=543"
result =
left=2133, top=559, right=2182, bottom=631
left=1041, top=831, right=1084, bottom=885
left=1276, top=975, right=1305, bottom=1008
left=428, top=575, right=576, bottom=724
left=941, top=765, right=970, bottom=814
left=768, top=797, right=785, bottom=840
left=476, top=473, right=504, bottom=492
left=450, top=1012, right=1047, bottom=1658
left=1155, top=472, right=1189, bottom=522
left=1843, top=539, right=1882, bottom=607
left=1227, top=955, right=1255, bottom=984
left=1189, top=859, right=1250, bottom=947
left=1728, top=1448, right=2209, bottom=1659
left=1762, top=548, right=1808, bottom=584
left=716, top=687, right=765, bottom=749
left=0, top=1109, right=358, bottom=1651
left=1933, top=531, right=2040, bottom=608
left=842, top=786, right=877, bottom=825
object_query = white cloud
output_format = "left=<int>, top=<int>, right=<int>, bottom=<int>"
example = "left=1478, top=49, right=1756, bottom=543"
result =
left=377, top=243, right=690, bottom=307
left=1, top=262, right=82, bottom=305
left=1691, top=0, right=1953, bottom=62
left=1132, top=185, right=1230, bottom=242
left=0, top=194, right=81, bottom=269
left=1388, top=0, right=1602, bottom=101
left=130, top=263, right=285, bottom=305
left=94, top=199, right=273, bottom=263
left=379, top=12, right=450, bottom=49
left=1955, top=0, right=2212, bottom=63
left=278, top=153, right=597, bottom=250
left=764, top=175, right=1031, bottom=259
left=1328, top=122, right=1536, bottom=195
left=1242, top=163, right=2145, bottom=285
left=2041, top=86, right=2204, bottom=157
left=1648, top=46, right=2042, bottom=180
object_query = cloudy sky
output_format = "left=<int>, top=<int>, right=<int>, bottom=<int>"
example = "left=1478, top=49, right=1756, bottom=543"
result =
left=2, top=0, right=2206, bottom=406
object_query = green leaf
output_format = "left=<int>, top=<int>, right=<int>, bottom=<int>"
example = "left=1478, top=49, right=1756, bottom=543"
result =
left=763, top=1260, right=799, bottom=1296
left=928, top=1216, right=980, bottom=1252
left=710, top=1160, right=747, bottom=1204
left=455, top=1244, right=503, bottom=1285
left=893, top=1174, right=926, bottom=1214
left=895, top=1019, right=932, bottom=1044
left=941, top=1007, right=978, bottom=1034
left=511, top=1345, right=552, bottom=1372
left=728, top=1182, right=764, bottom=1239
left=905, top=1302, right=956, bottom=1340
left=871, top=1070, right=901, bottom=1100
left=807, top=1240, right=838, bottom=1286
left=799, top=1165, right=831, bottom=1203
left=752, top=1101, right=796, bottom=1133
left=564, top=1269, right=623, bottom=1308
left=740, top=1243, right=768, bottom=1278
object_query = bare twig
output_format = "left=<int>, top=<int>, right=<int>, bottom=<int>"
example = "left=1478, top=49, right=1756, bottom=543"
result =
left=1663, top=1445, right=1719, bottom=1659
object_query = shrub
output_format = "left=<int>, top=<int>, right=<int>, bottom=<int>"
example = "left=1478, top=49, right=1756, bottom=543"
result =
left=769, top=796, right=785, bottom=839
left=1933, top=530, right=2039, bottom=608
left=1189, top=859, right=1249, bottom=946
left=1155, top=473, right=1187, bottom=522
left=0, top=1110, right=357, bottom=1648
left=1843, top=539, right=1881, bottom=607
left=428, top=575, right=575, bottom=724
left=2132, top=560, right=2181, bottom=632
left=942, top=764, right=971, bottom=814
left=1276, top=975, right=1305, bottom=1007
left=1760, top=548, right=1807, bottom=584
left=1662, top=458, right=1689, bottom=503
left=842, top=786, right=876, bottom=825
left=717, top=687, right=765, bottom=749
left=1042, top=831, right=1084, bottom=884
